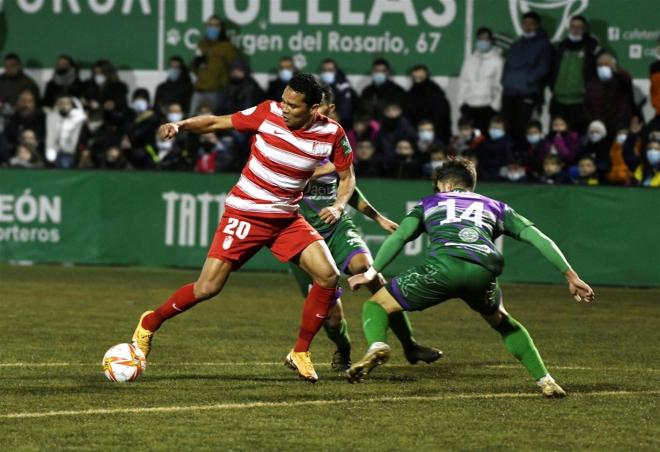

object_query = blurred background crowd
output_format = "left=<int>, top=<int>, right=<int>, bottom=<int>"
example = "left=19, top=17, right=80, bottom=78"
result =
left=1, top=13, right=659, bottom=187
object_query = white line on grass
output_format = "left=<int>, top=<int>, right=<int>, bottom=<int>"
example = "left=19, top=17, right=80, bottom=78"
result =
left=2, top=390, right=658, bottom=419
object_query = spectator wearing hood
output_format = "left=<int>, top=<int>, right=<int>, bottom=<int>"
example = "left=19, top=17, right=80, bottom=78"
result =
left=81, top=59, right=129, bottom=112
left=266, top=56, right=296, bottom=101
left=403, top=64, right=451, bottom=143
left=360, top=58, right=405, bottom=121
left=189, top=14, right=238, bottom=115
left=45, top=95, right=87, bottom=169
left=457, top=27, right=504, bottom=134
left=501, top=12, right=553, bottom=145
left=373, top=102, right=417, bottom=162
left=319, top=58, right=355, bottom=129
left=550, top=15, right=600, bottom=135
left=5, top=89, right=45, bottom=147
left=585, top=51, right=636, bottom=134
left=579, top=120, right=612, bottom=178
left=123, top=88, right=160, bottom=169
left=0, top=53, right=40, bottom=107
left=154, top=56, right=194, bottom=115
left=217, top=59, right=265, bottom=115
left=43, top=55, right=83, bottom=108
left=353, top=138, right=388, bottom=178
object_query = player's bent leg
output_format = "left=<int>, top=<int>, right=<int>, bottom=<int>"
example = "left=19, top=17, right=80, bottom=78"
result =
left=133, top=258, right=232, bottom=358
left=325, top=299, right=352, bottom=371
left=483, top=305, right=566, bottom=398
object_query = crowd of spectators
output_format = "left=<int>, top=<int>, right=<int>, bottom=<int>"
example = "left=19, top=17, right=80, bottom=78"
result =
left=1, top=13, right=659, bottom=187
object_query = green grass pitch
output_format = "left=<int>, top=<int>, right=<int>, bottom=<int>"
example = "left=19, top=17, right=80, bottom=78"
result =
left=1, top=264, right=658, bottom=450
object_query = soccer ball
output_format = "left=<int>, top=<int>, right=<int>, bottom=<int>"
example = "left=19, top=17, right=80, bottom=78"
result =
left=102, top=343, right=146, bottom=382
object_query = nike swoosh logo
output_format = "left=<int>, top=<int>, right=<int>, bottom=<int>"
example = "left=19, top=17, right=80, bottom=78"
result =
left=172, top=304, right=183, bottom=312
left=315, top=314, right=326, bottom=319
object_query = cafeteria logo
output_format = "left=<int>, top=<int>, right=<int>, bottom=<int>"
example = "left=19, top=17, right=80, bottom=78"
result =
left=508, top=0, right=589, bottom=42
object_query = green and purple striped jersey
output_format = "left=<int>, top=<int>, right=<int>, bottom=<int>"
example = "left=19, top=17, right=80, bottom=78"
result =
left=298, top=159, right=342, bottom=237
left=407, top=189, right=533, bottom=275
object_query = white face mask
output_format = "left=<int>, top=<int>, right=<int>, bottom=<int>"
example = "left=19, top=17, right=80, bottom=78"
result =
left=567, top=33, right=582, bottom=42
left=167, top=112, right=183, bottom=123
left=320, top=71, right=335, bottom=85
left=94, top=74, right=106, bottom=85
left=132, top=98, right=148, bottom=113
left=597, top=66, right=613, bottom=81
left=616, top=133, right=627, bottom=145
left=419, top=130, right=434, bottom=142
left=589, top=132, right=604, bottom=143
left=522, top=31, right=536, bottom=38
left=527, top=133, right=542, bottom=144
left=157, top=140, right=173, bottom=151
left=278, top=68, right=293, bottom=82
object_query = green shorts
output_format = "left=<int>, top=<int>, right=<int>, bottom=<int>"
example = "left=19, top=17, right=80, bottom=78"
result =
left=290, top=216, right=369, bottom=297
left=386, top=257, right=501, bottom=316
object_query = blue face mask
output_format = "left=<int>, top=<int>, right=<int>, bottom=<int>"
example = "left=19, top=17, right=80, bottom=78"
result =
left=522, top=31, right=536, bottom=39
left=527, top=133, right=542, bottom=144
left=320, top=71, right=336, bottom=85
left=167, top=68, right=181, bottom=81
left=372, top=72, right=387, bottom=86
left=206, top=26, right=220, bottom=41
left=647, top=149, right=660, bottom=165
left=278, top=68, right=293, bottom=82
left=476, top=40, right=491, bottom=52
left=489, top=128, right=505, bottom=140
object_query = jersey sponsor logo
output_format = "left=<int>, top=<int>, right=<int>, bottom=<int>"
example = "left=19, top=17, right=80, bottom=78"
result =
left=458, top=227, right=479, bottom=243
left=445, top=242, right=494, bottom=254
left=339, top=136, right=352, bottom=156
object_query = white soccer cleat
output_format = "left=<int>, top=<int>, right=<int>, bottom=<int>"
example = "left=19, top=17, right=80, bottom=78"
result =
left=347, top=342, right=391, bottom=383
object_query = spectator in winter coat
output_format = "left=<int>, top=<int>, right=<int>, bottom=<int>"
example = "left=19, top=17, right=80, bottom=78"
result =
left=392, top=139, right=422, bottom=179
left=501, top=12, right=553, bottom=145
left=43, top=55, right=83, bottom=108
left=217, top=59, right=265, bottom=115
left=580, top=120, right=612, bottom=178
left=45, top=96, right=87, bottom=169
left=0, top=53, right=40, bottom=107
left=9, top=143, right=43, bottom=169
left=585, top=51, right=636, bottom=134
left=649, top=38, right=660, bottom=132
left=154, top=56, right=194, bottom=115
left=318, top=59, right=356, bottom=129
left=416, top=119, right=444, bottom=154
left=573, top=155, right=600, bottom=185
left=539, top=115, right=580, bottom=166
left=550, top=15, right=600, bottom=135
left=189, top=14, right=239, bottom=115
left=631, top=137, right=660, bottom=187
left=403, top=65, right=452, bottom=143
left=266, top=56, right=296, bottom=102
left=81, top=59, right=129, bottom=111
left=124, top=88, right=160, bottom=169
left=353, top=138, right=388, bottom=178
left=347, top=113, right=380, bottom=154
left=374, top=102, right=417, bottom=162
left=538, top=154, right=570, bottom=185
left=457, top=27, right=504, bottom=134
left=525, top=120, right=546, bottom=175
left=476, top=115, right=514, bottom=181
left=450, top=116, right=485, bottom=156
left=4, top=90, right=45, bottom=147
left=360, top=58, right=405, bottom=121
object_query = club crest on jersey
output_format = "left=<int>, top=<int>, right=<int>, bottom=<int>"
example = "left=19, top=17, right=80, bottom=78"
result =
left=223, top=236, right=234, bottom=250
left=459, top=227, right=479, bottom=243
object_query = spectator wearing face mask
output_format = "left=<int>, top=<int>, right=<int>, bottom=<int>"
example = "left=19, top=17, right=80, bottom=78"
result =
left=373, top=102, right=417, bottom=162
left=0, top=53, right=40, bottom=107
left=154, top=56, right=193, bottom=115
left=360, top=59, right=405, bottom=121
left=539, top=115, right=580, bottom=167
left=501, top=12, right=553, bottom=146
left=449, top=116, right=485, bottom=156
left=422, top=144, right=448, bottom=179
left=152, top=129, right=192, bottom=172
left=524, top=120, right=545, bottom=175
left=189, top=14, right=238, bottom=115
left=266, top=56, right=296, bottom=102
left=585, top=51, right=636, bottom=134
left=573, top=155, right=600, bottom=185
left=403, top=64, right=451, bottom=143
left=217, top=59, right=264, bottom=115
left=499, top=160, right=529, bottom=183
left=44, top=95, right=87, bottom=169
left=605, top=120, right=640, bottom=185
left=538, top=154, right=570, bottom=185
left=81, top=59, right=128, bottom=111
left=457, top=27, right=503, bottom=134
left=123, top=88, right=160, bottom=169
left=630, top=137, right=660, bottom=187
left=43, top=55, right=83, bottom=108
left=318, top=58, right=355, bottom=129
left=353, top=138, right=387, bottom=178
left=550, top=15, right=600, bottom=135
left=9, top=143, right=43, bottom=169
left=5, top=90, right=45, bottom=147
left=475, top=115, right=514, bottom=182
left=417, top=120, right=444, bottom=154
left=194, top=132, right=239, bottom=173
left=579, top=120, right=611, bottom=179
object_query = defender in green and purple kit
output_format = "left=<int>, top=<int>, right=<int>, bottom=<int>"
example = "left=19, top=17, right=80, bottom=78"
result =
left=347, top=158, right=595, bottom=397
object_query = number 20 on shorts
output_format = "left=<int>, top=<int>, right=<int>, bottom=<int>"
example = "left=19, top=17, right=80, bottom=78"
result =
left=223, top=218, right=251, bottom=240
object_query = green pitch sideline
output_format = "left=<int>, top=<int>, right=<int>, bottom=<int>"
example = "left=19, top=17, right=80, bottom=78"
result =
left=346, top=157, right=595, bottom=398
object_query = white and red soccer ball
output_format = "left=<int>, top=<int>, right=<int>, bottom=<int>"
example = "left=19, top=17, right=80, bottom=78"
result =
left=102, top=343, right=146, bottom=382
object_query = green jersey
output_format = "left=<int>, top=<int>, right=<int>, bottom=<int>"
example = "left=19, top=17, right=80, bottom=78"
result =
left=299, top=166, right=343, bottom=237
left=406, top=190, right=533, bottom=275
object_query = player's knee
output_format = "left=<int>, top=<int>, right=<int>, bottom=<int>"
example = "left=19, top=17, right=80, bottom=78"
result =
left=314, top=266, right=340, bottom=288
left=491, top=314, right=519, bottom=334
left=194, top=280, right=222, bottom=300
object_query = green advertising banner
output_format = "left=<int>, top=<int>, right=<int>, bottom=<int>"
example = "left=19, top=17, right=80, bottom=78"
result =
left=1, top=169, right=658, bottom=287
left=0, top=1, right=657, bottom=77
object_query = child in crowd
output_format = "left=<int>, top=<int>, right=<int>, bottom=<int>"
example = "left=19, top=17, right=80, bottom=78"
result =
left=450, top=116, right=485, bottom=155
left=475, top=115, right=513, bottom=181
left=539, top=154, right=570, bottom=185
left=573, top=155, right=600, bottom=185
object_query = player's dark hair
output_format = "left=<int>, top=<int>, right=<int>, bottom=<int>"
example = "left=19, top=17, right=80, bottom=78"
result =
left=433, top=157, right=477, bottom=192
left=287, top=73, right=322, bottom=107
left=523, top=11, right=541, bottom=24
left=320, top=84, right=335, bottom=105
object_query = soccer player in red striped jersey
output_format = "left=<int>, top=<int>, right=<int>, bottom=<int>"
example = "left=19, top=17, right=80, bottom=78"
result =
left=130, top=74, right=355, bottom=382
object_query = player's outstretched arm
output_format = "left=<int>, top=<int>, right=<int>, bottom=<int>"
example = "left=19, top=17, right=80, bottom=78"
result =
left=518, top=226, right=595, bottom=303
left=349, top=186, right=398, bottom=234
left=319, top=166, right=355, bottom=225
left=159, top=114, right=234, bottom=140
left=348, top=215, right=422, bottom=290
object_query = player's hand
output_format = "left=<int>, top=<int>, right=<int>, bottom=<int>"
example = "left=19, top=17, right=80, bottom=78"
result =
left=377, top=216, right=398, bottom=234
left=348, top=273, right=370, bottom=291
left=565, top=270, right=595, bottom=303
left=319, top=206, right=342, bottom=224
left=159, top=122, right=179, bottom=140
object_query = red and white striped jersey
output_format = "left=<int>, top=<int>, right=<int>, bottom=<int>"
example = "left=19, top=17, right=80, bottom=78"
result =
left=227, top=100, right=353, bottom=218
